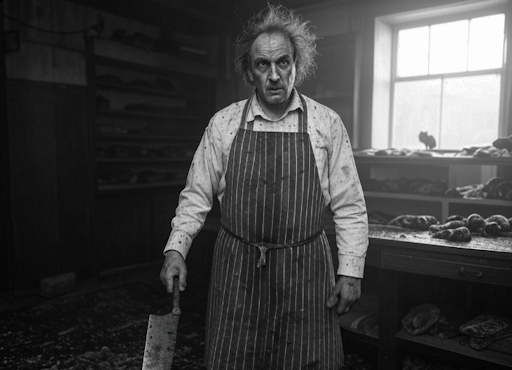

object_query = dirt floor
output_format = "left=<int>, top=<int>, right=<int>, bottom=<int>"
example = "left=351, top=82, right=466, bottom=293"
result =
left=0, top=269, right=377, bottom=370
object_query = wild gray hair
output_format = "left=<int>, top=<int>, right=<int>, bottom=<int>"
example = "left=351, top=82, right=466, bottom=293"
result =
left=234, top=4, right=318, bottom=86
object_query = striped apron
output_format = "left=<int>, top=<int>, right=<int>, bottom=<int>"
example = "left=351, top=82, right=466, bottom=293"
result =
left=205, top=95, right=343, bottom=370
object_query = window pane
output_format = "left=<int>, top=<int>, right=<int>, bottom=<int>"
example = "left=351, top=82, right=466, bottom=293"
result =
left=468, top=14, right=505, bottom=71
left=397, top=27, right=429, bottom=77
left=440, top=75, right=500, bottom=149
left=392, top=79, right=441, bottom=149
left=430, top=20, right=469, bottom=74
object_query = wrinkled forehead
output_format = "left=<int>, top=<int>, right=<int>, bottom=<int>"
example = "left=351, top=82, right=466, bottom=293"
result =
left=249, top=31, right=294, bottom=61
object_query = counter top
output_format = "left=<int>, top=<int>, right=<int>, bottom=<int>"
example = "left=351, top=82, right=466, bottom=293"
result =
left=369, top=225, right=512, bottom=256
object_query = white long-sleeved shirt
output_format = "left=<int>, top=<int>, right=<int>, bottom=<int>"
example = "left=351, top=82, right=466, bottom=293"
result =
left=164, top=89, right=369, bottom=278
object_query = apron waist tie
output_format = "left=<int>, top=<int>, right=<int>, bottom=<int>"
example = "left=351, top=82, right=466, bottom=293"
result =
left=220, top=226, right=324, bottom=268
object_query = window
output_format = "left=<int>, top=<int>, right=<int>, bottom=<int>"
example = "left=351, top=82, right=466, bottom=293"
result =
left=372, top=1, right=509, bottom=150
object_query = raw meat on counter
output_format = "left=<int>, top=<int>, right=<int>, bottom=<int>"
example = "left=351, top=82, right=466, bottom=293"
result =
left=367, top=211, right=395, bottom=225
left=430, top=226, right=472, bottom=242
left=388, top=215, right=439, bottom=231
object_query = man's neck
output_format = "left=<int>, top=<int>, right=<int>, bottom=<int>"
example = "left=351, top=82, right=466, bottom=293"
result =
left=255, top=92, right=293, bottom=120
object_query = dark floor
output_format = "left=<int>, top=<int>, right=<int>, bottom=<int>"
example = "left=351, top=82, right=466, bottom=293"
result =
left=0, top=268, right=377, bottom=370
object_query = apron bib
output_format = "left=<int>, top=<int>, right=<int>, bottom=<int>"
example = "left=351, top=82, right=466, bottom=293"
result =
left=205, top=94, right=343, bottom=370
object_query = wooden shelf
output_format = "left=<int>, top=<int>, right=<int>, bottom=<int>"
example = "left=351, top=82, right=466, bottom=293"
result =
left=339, top=294, right=379, bottom=346
left=363, top=191, right=512, bottom=207
left=96, top=133, right=202, bottom=142
left=97, top=157, right=192, bottom=164
left=363, top=191, right=443, bottom=202
left=96, top=108, right=200, bottom=121
left=98, top=181, right=185, bottom=192
left=396, top=330, right=512, bottom=368
left=95, top=80, right=206, bottom=100
left=356, top=153, right=512, bottom=222
left=83, top=11, right=219, bottom=285
left=355, top=154, right=512, bottom=166
left=94, top=38, right=219, bottom=79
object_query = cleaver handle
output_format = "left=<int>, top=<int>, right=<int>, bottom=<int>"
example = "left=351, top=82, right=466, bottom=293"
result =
left=172, top=277, right=181, bottom=316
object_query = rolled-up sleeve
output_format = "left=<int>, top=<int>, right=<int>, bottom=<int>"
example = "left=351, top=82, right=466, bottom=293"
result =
left=328, top=116, right=368, bottom=278
left=163, top=116, right=224, bottom=259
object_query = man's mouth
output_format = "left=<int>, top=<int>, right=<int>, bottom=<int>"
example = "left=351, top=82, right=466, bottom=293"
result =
left=268, top=87, right=283, bottom=93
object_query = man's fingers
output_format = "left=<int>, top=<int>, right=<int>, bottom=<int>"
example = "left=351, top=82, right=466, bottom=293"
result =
left=339, top=300, right=355, bottom=315
left=326, top=293, right=339, bottom=308
left=178, top=269, right=187, bottom=291
left=337, top=299, right=350, bottom=315
left=160, top=251, right=187, bottom=293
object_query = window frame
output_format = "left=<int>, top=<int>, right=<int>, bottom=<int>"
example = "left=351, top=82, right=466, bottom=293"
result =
left=371, top=0, right=510, bottom=149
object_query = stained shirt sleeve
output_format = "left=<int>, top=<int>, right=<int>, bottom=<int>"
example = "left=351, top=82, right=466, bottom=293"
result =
left=328, top=114, right=369, bottom=278
left=163, top=114, right=224, bottom=259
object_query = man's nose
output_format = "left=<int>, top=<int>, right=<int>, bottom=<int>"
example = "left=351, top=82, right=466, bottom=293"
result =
left=269, top=64, right=280, bottom=82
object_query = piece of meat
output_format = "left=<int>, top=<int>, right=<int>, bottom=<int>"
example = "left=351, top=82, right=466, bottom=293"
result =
left=497, top=181, right=512, bottom=199
left=459, top=315, right=512, bottom=338
left=388, top=215, right=439, bottom=231
left=484, top=221, right=502, bottom=236
left=431, top=229, right=452, bottom=240
left=355, top=313, right=379, bottom=337
left=493, top=134, right=512, bottom=151
left=429, top=220, right=467, bottom=233
left=431, top=227, right=472, bottom=242
left=474, top=146, right=503, bottom=157
left=485, top=215, right=511, bottom=232
left=445, top=215, right=466, bottom=222
left=402, top=303, right=441, bottom=336
left=367, top=211, right=395, bottom=225
left=467, top=214, right=486, bottom=234
left=469, top=333, right=512, bottom=350
left=447, top=227, right=472, bottom=242
left=445, top=184, right=485, bottom=199
left=428, top=179, right=449, bottom=196
left=483, top=177, right=507, bottom=198
left=428, top=306, right=467, bottom=339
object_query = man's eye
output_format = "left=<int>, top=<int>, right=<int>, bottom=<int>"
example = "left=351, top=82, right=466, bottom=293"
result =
left=257, top=61, right=268, bottom=67
left=279, top=60, right=289, bottom=66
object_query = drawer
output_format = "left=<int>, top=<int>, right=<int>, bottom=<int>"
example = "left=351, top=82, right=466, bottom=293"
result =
left=382, top=252, right=512, bottom=286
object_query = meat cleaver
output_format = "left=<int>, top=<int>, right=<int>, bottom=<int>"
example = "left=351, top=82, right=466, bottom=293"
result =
left=142, top=277, right=181, bottom=370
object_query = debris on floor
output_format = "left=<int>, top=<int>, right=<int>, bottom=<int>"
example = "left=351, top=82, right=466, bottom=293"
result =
left=0, top=274, right=376, bottom=370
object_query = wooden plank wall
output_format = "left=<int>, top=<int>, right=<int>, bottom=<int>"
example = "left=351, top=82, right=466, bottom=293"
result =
left=6, top=80, right=93, bottom=294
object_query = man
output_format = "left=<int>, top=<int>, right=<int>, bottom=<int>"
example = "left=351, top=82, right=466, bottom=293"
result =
left=160, top=4, right=368, bottom=369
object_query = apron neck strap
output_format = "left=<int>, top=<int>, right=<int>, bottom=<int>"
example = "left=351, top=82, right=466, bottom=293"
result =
left=298, top=93, right=308, bottom=133
left=239, top=91, right=308, bottom=132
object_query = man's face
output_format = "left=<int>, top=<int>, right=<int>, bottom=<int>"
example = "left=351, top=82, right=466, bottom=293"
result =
left=248, top=32, right=297, bottom=115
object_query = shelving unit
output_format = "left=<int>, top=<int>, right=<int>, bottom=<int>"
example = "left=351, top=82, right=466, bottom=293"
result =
left=341, top=226, right=512, bottom=369
left=86, top=34, right=215, bottom=190
left=85, top=26, right=219, bottom=274
left=354, top=154, right=512, bottom=221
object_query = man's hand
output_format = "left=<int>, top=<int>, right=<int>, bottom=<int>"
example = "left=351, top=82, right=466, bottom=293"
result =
left=160, top=250, right=187, bottom=293
left=325, top=275, right=361, bottom=315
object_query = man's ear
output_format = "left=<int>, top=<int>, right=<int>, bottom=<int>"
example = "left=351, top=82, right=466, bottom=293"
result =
left=247, top=69, right=254, bottom=84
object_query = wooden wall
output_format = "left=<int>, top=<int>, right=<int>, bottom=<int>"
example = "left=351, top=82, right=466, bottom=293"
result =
left=2, top=0, right=165, bottom=294
left=1, top=0, right=221, bottom=294
left=6, top=80, right=93, bottom=294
